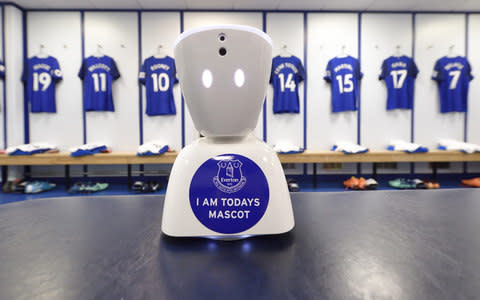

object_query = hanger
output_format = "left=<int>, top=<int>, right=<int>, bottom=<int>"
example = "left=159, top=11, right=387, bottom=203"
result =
left=337, top=45, right=348, bottom=58
left=37, top=44, right=48, bottom=58
left=447, top=45, right=457, bottom=58
left=394, top=45, right=402, bottom=57
left=154, top=44, right=167, bottom=58
left=279, top=44, right=292, bottom=58
left=94, top=44, right=104, bottom=57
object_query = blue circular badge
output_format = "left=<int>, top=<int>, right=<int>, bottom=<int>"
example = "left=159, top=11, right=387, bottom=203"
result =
left=189, top=154, right=269, bottom=234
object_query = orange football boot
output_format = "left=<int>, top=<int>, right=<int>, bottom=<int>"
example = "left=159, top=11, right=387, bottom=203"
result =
left=357, top=177, right=367, bottom=190
left=344, top=176, right=359, bottom=190
left=461, top=178, right=480, bottom=188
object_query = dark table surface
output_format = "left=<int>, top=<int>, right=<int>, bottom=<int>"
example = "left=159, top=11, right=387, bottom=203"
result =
left=0, top=190, right=479, bottom=300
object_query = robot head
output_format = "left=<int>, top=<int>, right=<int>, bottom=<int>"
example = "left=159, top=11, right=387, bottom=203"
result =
left=174, top=25, right=272, bottom=137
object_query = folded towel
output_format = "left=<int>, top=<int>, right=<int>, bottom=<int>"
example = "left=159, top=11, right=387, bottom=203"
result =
left=331, top=141, right=368, bottom=154
left=387, top=140, right=428, bottom=153
left=137, top=142, right=170, bottom=156
left=438, top=139, right=480, bottom=154
left=70, top=143, right=108, bottom=157
left=6, top=143, right=57, bottom=156
left=273, top=141, right=304, bottom=154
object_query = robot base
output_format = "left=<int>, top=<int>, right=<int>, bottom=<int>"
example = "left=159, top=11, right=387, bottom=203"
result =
left=161, top=134, right=295, bottom=239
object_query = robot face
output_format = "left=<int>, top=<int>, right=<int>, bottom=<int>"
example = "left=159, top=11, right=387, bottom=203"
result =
left=174, top=25, right=273, bottom=137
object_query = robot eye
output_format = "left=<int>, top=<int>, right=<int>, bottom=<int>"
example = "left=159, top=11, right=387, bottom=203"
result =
left=234, top=69, right=245, bottom=87
left=202, top=69, right=213, bottom=88
left=220, top=162, right=227, bottom=168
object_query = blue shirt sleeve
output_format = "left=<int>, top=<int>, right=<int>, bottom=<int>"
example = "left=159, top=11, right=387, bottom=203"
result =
left=269, top=59, right=275, bottom=84
left=110, top=58, right=120, bottom=80
left=410, top=59, right=419, bottom=78
left=432, top=59, right=442, bottom=81
left=172, top=59, right=179, bottom=84
left=467, top=60, right=474, bottom=81
left=379, top=59, right=387, bottom=80
left=297, top=58, right=306, bottom=83
left=356, top=59, right=363, bottom=80
left=139, top=61, right=146, bottom=84
left=78, top=59, right=86, bottom=79
left=51, top=58, right=63, bottom=82
left=0, top=61, right=5, bottom=79
left=324, top=60, right=332, bottom=82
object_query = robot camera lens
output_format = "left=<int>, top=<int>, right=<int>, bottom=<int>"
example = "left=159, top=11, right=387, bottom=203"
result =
left=218, top=33, right=226, bottom=42
left=219, top=47, right=227, bottom=56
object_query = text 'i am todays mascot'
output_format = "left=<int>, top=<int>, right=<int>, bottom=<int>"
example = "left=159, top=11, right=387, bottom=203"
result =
left=162, top=25, right=294, bottom=239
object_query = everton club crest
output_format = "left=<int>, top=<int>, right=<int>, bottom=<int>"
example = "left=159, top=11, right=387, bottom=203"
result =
left=213, top=159, right=247, bottom=193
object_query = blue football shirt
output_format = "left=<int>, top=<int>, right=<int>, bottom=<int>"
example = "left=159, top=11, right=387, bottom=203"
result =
left=270, top=55, right=306, bottom=114
left=22, top=56, right=62, bottom=113
left=324, top=56, right=363, bottom=113
left=432, top=56, right=473, bottom=113
left=139, top=56, right=178, bottom=116
left=379, top=56, right=419, bottom=110
left=78, top=55, right=120, bottom=112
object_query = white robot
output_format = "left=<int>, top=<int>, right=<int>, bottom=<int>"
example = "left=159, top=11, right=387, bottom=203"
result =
left=162, top=24, right=294, bottom=239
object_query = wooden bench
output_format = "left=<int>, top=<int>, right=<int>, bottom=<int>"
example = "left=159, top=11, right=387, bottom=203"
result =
left=279, top=150, right=480, bottom=186
left=1, top=151, right=479, bottom=189
left=277, top=150, right=480, bottom=163
left=0, top=152, right=178, bottom=189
